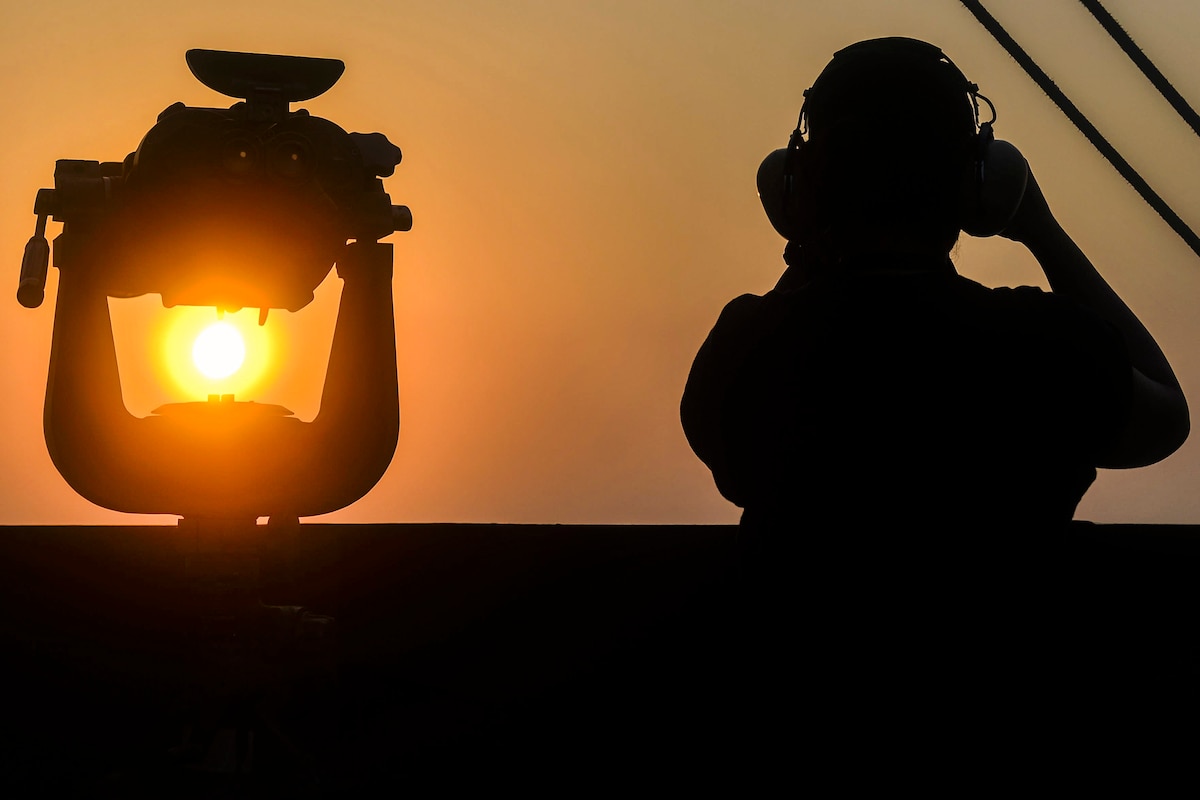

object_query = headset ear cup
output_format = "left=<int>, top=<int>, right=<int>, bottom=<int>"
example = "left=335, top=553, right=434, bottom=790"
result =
left=758, top=147, right=803, bottom=240
left=961, top=138, right=1029, bottom=237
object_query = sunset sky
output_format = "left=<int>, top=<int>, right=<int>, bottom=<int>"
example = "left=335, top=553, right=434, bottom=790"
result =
left=3, top=0, right=1200, bottom=526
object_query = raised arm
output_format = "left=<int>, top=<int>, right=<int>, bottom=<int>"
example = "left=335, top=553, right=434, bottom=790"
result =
left=1000, top=168, right=1189, bottom=468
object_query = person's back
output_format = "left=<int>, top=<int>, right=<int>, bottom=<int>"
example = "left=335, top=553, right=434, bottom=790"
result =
left=708, top=259, right=1130, bottom=531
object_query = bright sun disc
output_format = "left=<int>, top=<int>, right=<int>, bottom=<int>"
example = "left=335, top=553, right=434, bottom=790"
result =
left=192, top=321, right=246, bottom=379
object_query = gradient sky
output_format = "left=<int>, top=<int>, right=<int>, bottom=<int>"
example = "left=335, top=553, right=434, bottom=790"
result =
left=3, top=0, right=1200, bottom=526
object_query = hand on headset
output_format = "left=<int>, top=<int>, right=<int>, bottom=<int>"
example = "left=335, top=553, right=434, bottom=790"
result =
left=994, top=165, right=1054, bottom=246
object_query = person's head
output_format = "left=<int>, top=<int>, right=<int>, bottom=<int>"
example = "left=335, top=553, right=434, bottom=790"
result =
left=759, top=38, right=989, bottom=260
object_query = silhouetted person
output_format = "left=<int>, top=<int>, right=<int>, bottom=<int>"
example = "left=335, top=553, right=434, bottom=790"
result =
left=681, top=38, right=1189, bottom=779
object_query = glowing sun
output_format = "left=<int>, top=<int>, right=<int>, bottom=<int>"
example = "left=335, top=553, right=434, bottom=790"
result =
left=192, top=321, right=246, bottom=379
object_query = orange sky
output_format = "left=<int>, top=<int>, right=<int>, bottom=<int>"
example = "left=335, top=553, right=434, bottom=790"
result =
left=3, top=0, right=1200, bottom=525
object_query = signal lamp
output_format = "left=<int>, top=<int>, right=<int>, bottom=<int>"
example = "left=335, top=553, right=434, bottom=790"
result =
left=17, top=49, right=412, bottom=524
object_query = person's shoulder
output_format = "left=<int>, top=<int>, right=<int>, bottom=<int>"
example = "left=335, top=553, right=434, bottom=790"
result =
left=716, top=291, right=769, bottom=320
left=721, top=291, right=766, bottom=311
left=956, top=278, right=1131, bottom=379
left=948, top=276, right=1047, bottom=304
left=951, top=277, right=1086, bottom=311
left=705, top=290, right=785, bottom=342
left=949, top=277, right=1106, bottom=329
left=941, top=280, right=1131, bottom=389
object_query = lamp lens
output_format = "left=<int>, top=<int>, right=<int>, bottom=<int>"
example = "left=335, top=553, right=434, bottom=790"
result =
left=221, top=135, right=259, bottom=178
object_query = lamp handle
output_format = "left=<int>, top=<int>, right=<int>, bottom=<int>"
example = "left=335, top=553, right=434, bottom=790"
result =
left=17, top=214, right=50, bottom=309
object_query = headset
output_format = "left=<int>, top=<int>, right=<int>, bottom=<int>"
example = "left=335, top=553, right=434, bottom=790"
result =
left=757, top=37, right=1028, bottom=244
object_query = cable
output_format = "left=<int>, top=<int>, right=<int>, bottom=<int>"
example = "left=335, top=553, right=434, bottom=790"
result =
left=957, top=0, right=1200, bottom=259
left=1079, top=0, right=1200, bottom=139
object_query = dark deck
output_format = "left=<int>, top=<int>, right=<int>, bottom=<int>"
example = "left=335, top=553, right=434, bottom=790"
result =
left=2, top=522, right=1197, bottom=792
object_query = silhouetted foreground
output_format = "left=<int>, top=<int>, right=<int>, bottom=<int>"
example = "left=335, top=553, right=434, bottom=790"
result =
left=0, top=524, right=734, bottom=795
left=1, top=523, right=1198, bottom=793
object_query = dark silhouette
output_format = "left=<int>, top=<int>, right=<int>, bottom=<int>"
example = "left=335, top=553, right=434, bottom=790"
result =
left=680, top=37, right=1190, bottom=774
left=19, top=49, right=411, bottom=519
left=683, top=36, right=1188, bottom=531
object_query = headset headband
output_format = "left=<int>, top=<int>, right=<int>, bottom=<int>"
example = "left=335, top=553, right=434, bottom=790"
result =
left=793, top=37, right=995, bottom=142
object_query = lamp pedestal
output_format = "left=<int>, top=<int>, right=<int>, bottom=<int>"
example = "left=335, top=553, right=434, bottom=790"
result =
left=173, top=515, right=337, bottom=783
